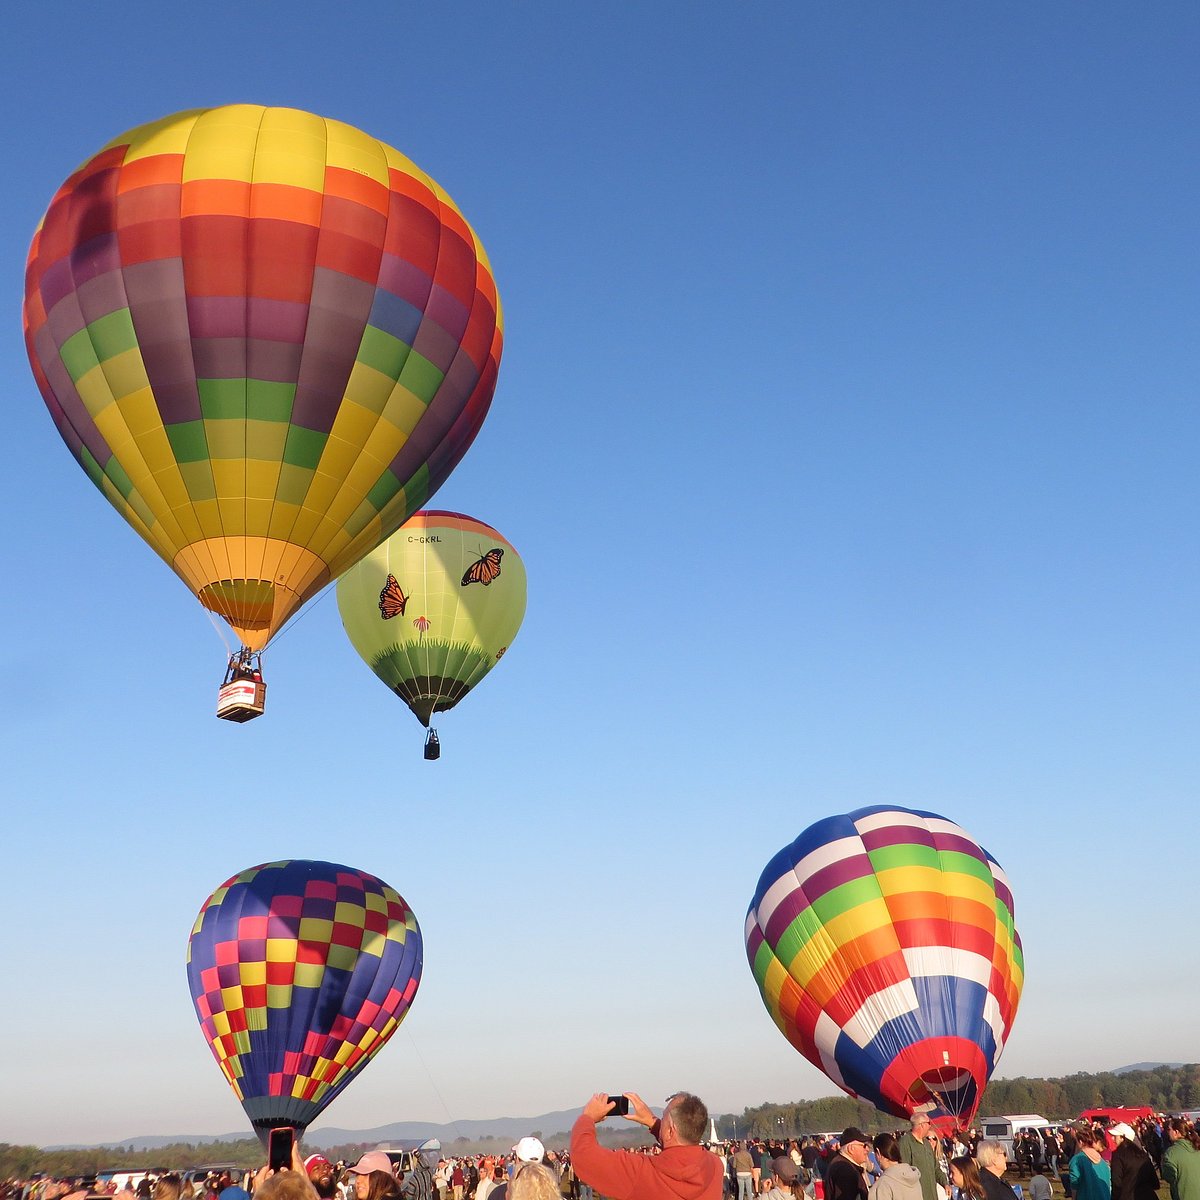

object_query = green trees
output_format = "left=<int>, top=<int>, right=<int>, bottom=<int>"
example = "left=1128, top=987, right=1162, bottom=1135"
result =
left=729, top=1065, right=1198, bottom=1133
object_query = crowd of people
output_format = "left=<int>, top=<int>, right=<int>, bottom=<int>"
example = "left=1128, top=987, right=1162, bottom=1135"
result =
left=5, top=1100, right=1198, bottom=1200
left=712, top=1113, right=1200, bottom=1200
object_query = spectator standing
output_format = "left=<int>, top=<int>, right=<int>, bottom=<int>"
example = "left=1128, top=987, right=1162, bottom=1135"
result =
left=868, top=1135, right=921, bottom=1200
left=305, top=1159, right=338, bottom=1200
left=733, top=1147, right=755, bottom=1200
left=899, top=1117, right=947, bottom=1200
left=1069, top=1129, right=1112, bottom=1200
left=492, top=1140, right=550, bottom=1200
left=570, top=1090, right=723, bottom=1200
left=346, top=1152, right=403, bottom=1200
left=1162, top=1120, right=1200, bottom=1200
left=949, top=1156, right=986, bottom=1200
left=826, top=1130, right=870, bottom=1200
left=1109, top=1124, right=1158, bottom=1200
left=975, top=1143, right=1015, bottom=1200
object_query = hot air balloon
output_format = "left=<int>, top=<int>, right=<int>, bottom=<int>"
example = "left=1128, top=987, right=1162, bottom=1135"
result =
left=23, top=105, right=503, bottom=720
left=336, top=510, right=526, bottom=758
left=187, top=859, right=422, bottom=1141
left=745, top=806, right=1022, bottom=1127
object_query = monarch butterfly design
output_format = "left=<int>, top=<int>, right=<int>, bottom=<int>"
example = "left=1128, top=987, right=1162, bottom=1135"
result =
left=378, top=574, right=409, bottom=619
left=461, top=547, right=504, bottom=587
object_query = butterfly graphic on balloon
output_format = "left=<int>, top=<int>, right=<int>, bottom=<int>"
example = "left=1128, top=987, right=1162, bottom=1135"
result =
left=377, top=548, right=505, bottom=626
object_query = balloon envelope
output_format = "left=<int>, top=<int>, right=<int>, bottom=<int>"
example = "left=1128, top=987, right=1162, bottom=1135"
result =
left=337, top=509, right=526, bottom=726
left=745, top=806, right=1022, bottom=1125
left=24, top=105, right=503, bottom=649
left=187, top=859, right=422, bottom=1139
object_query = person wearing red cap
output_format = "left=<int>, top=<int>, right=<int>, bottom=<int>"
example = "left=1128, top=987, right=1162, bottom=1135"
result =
left=570, top=1091, right=722, bottom=1200
left=305, top=1157, right=338, bottom=1200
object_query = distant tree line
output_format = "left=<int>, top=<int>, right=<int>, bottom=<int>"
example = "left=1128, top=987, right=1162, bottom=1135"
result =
left=725, top=1064, right=1200, bottom=1139
left=0, top=1123, right=653, bottom=1180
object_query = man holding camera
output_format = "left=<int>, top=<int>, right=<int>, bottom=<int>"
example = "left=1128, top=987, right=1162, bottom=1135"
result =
left=570, top=1091, right=723, bottom=1200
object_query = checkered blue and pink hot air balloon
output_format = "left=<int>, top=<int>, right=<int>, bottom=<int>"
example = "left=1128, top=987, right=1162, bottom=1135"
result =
left=187, top=859, right=422, bottom=1141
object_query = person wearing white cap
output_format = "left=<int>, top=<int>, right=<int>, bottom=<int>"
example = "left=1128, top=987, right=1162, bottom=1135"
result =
left=489, top=1140, right=549, bottom=1200
left=1110, top=1124, right=1159, bottom=1200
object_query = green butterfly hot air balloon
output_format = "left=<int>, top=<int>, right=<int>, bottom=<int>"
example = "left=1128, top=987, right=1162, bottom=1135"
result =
left=337, top=510, right=526, bottom=757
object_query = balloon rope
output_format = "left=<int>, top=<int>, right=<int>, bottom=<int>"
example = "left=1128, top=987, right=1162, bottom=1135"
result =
left=206, top=608, right=234, bottom=656
left=403, top=1028, right=468, bottom=1141
left=249, top=577, right=339, bottom=653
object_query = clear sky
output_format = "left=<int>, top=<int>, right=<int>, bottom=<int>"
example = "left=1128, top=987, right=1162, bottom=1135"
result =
left=2, top=1, right=1197, bottom=1149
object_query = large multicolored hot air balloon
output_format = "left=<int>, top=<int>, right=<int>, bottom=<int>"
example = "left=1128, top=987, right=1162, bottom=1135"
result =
left=745, top=806, right=1022, bottom=1127
left=23, top=105, right=503, bottom=714
left=187, top=859, right=422, bottom=1140
left=337, top=510, right=526, bottom=757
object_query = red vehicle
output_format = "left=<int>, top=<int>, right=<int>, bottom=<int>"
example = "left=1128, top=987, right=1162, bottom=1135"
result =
left=1080, top=1106, right=1154, bottom=1126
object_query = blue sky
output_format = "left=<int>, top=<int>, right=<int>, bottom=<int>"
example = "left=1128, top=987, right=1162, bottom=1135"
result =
left=2, top=1, right=1197, bottom=1148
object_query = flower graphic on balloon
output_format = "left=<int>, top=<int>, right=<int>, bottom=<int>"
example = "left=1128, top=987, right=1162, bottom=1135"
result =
left=413, top=616, right=431, bottom=639
left=496, top=646, right=507, bottom=660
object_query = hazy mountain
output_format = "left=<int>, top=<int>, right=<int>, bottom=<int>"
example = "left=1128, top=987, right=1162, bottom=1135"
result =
left=307, top=1109, right=586, bottom=1149
left=67, top=1110, right=591, bottom=1153
left=1111, top=1062, right=1186, bottom=1075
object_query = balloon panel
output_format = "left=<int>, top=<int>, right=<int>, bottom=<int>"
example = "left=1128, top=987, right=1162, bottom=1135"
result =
left=745, top=806, right=1022, bottom=1124
left=187, top=859, right=422, bottom=1135
left=337, top=509, right=526, bottom=725
left=24, top=106, right=502, bottom=648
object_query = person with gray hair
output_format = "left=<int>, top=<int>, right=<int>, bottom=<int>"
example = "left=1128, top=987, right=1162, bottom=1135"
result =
left=571, top=1090, right=722, bottom=1200
left=898, top=1115, right=946, bottom=1200
left=976, top=1142, right=1015, bottom=1200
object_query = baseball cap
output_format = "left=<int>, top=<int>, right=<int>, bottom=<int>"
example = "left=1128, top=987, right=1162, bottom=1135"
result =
left=513, top=1138, right=545, bottom=1163
left=773, top=1158, right=798, bottom=1183
left=304, top=1157, right=332, bottom=1176
left=346, top=1153, right=394, bottom=1176
left=840, top=1128, right=867, bottom=1147
left=1109, top=1124, right=1137, bottom=1141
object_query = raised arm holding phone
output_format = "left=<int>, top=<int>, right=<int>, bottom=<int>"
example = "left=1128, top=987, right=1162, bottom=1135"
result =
left=570, top=1090, right=722, bottom=1200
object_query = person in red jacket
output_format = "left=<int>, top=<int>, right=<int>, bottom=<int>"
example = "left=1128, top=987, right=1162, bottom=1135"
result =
left=570, top=1090, right=723, bottom=1200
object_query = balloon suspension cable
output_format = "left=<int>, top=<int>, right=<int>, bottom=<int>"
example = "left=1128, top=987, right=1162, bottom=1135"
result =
left=261, top=578, right=339, bottom=650
left=403, top=1027, right=467, bottom=1144
left=205, top=607, right=235, bottom=656
left=423, top=727, right=441, bottom=760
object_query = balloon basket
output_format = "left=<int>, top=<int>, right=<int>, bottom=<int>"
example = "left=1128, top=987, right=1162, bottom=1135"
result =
left=217, top=650, right=266, bottom=723
left=423, top=728, right=441, bottom=760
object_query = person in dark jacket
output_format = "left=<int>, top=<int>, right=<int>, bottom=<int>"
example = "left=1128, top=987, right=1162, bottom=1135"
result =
left=1110, top=1125, right=1159, bottom=1200
left=976, top=1142, right=1016, bottom=1200
left=826, top=1131, right=869, bottom=1200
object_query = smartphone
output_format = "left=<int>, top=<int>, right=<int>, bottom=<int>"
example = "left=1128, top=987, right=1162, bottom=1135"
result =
left=269, top=1127, right=295, bottom=1172
left=607, top=1095, right=630, bottom=1117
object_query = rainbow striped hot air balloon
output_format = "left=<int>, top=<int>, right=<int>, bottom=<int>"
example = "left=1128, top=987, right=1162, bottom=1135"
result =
left=24, top=105, right=502, bottom=715
left=187, top=859, right=422, bottom=1141
left=745, top=806, right=1022, bottom=1127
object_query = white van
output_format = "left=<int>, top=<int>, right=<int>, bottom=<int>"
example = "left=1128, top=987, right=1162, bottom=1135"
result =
left=979, top=1115, right=1053, bottom=1160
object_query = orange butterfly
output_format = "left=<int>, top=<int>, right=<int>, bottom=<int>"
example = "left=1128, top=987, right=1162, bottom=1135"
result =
left=461, top=547, right=504, bottom=587
left=378, top=574, right=409, bottom=619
